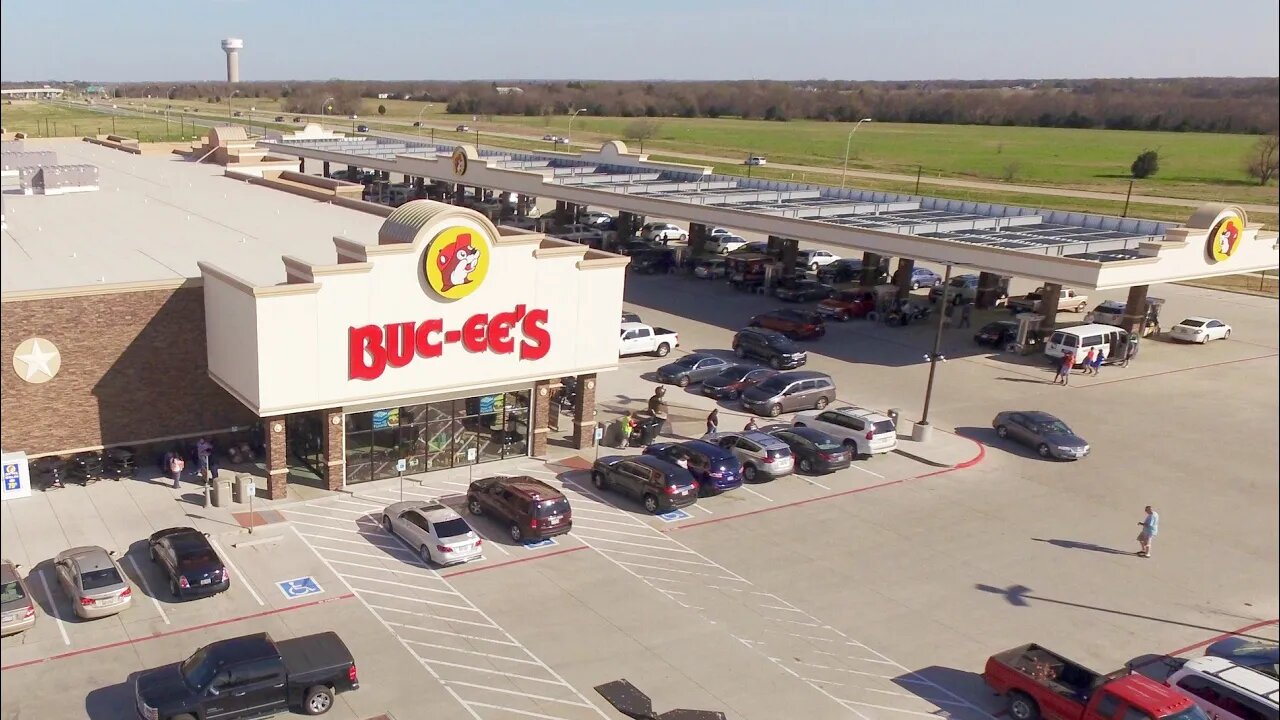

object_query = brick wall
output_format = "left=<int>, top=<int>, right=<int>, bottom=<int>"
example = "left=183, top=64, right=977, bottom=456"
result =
left=1, top=285, right=257, bottom=455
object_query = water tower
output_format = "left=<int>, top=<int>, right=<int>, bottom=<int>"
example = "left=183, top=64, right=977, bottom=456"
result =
left=221, top=38, right=244, bottom=83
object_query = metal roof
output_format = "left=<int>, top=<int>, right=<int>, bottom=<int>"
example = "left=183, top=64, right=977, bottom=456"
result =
left=269, top=134, right=1171, bottom=264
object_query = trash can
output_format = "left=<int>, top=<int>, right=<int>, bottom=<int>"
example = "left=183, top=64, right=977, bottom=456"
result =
left=211, top=479, right=233, bottom=508
left=632, top=416, right=665, bottom=447
left=887, top=408, right=901, bottom=430
left=233, top=474, right=256, bottom=503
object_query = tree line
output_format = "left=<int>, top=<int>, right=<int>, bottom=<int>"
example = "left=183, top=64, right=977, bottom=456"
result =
left=31, top=77, right=1275, bottom=135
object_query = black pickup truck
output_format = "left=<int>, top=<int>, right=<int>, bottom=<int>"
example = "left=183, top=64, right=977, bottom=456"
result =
left=134, top=632, right=359, bottom=719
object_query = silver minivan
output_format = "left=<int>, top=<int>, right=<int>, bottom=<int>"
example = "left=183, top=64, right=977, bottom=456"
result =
left=740, top=371, right=837, bottom=418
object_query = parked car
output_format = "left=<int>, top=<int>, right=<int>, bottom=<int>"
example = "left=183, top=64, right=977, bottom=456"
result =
left=745, top=156, right=767, bottom=166
left=292, top=116, right=303, bottom=122
left=656, top=353, right=731, bottom=387
left=764, top=426, right=851, bottom=474
left=274, top=115, right=284, bottom=122
left=581, top=211, right=615, bottom=228
left=774, top=279, right=834, bottom=303
left=709, top=227, right=734, bottom=237
left=701, top=365, right=778, bottom=400
left=817, top=289, right=878, bottom=321
left=629, top=248, right=679, bottom=274
left=134, top=632, right=360, bottom=720
left=1205, top=637, right=1280, bottom=679
left=749, top=309, right=826, bottom=340
left=147, top=527, right=230, bottom=599
left=1008, top=285, right=1089, bottom=314
left=796, top=249, right=840, bottom=272
left=54, top=546, right=132, bottom=619
left=992, top=410, right=1090, bottom=460
left=693, top=257, right=729, bottom=279
left=930, top=273, right=979, bottom=304
left=794, top=406, right=897, bottom=457
left=732, top=328, right=807, bottom=370
left=1, top=560, right=36, bottom=636
left=706, top=234, right=749, bottom=254
left=817, top=257, right=890, bottom=285
left=591, top=455, right=699, bottom=514
left=974, top=320, right=1019, bottom=348
left=1166, top=656, right=1278, bottom=720
left=644, top=440, right=744, bottom=496
left=729, top=241, right=769, bottom=256
left=619, top=322, right=679, bottom=357
left=703, top=431, right=794, bottom=481
left=906, top=267, right=943, bottom=290
left=617, top=238, right=664, bottom=256
left=740, top=370, right=837, bottom=418
left=1085, top=298, right=1164, bottom=336
left=621, top=311, right=642, bottom=324
left=355, top=124, right=369, bottom=132
left=382, top=501, right=483, bottom=566
left=455, top=124, right=470, bottom=132
left=542, top=134, right=557, bottom=141
left=467, top=476, right=573, bottom=542
left=640, top=222, right=687, bottom=244
left=983, top=643, right=1201, bottom=720
left=1170, top=316, right=1231, bottom=344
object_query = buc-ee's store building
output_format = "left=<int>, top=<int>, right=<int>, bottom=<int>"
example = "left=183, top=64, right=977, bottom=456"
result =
left=2, top=197, right=627, bottom=499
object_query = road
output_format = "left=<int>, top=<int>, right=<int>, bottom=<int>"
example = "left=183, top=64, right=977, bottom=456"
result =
left=86, top=100, right=1280, bottom=216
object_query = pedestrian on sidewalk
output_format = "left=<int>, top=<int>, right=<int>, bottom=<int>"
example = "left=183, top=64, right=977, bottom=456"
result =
left=958, top=301, right=973, bottom=329
left=196, top=437, right=212, bottom=481
left=706, top=409, right=719, bottom=435
left=1136, top=505, right=1159, bottom=557
left=169, top=452, right=185, bottom=489
left=743, top=416, right=759, bottom=431
left=1090, top=349, right=1105, bottom=377
left=1083, top=348, right=1098, bottom=375
left=620, top=412, right=635, bottom=447
left=1054, top=353, right=1073, bottom=385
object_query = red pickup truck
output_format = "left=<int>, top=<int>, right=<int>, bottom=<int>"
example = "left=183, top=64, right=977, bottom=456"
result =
left=983, top=644, right=1208, bottom=720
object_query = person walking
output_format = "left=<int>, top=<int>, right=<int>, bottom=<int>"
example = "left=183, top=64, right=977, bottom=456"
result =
left=196, top=437, right=212, bottom=482
left=958, top=301, right=973, bottom=329
left=169, top=452, right=185, bottom=490
left=706, top=409, right=719, bottom=435
left=1136, top=505, right=1159, bottom=557
left=743, top=416, right=759, bottom=431
left=1083, top=348, right=1098, bottom=376
left=1090, top=349, right=1105, bottom=377
left=620, top=412, right=635, bottom=447
left=1054, top=353, right=1074, bottom=385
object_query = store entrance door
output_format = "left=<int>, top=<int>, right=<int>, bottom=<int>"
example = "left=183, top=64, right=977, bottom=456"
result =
left=286, top=411, right=325, bottom=486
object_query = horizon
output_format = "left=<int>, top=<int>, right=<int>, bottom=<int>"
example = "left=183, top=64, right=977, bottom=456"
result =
left=5, top=76, right=1279, bottom=85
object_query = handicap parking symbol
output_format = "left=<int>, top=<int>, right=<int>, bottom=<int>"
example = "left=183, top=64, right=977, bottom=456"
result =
left=277, top=576, right=324, bottom=600
left=523, top=537, right=558, bottom=549
left=657, top=509, right=691, bottom=523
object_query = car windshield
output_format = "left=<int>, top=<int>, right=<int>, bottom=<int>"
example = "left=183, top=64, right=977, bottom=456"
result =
left=534, top=498, right=571, bottom=517
left=432, top=518, right=472, bottom=539
left=673, top=356, right=702, bottom=368
left=717, top=367, right=749, bottom=380
left=756, top=377, right=790, bottom=393
left=1038, top=420, right=1072, bottom=435
left=1, top=580, right=25, bottom=603
left=795, top=431, right=841, bottom=451
left=1179, top=319, right=1206, bottom=327
left=181, top=647, right=218, bottom=689
left=81, top=567, right=123, bottom=591
left=177, top=550, right=219, bottom=569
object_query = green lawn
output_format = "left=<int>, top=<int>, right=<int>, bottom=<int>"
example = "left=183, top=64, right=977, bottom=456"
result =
left=1, top=101, right=202, bottom=142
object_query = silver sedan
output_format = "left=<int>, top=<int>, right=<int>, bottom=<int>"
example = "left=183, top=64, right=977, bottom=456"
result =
left=54, top=546, right=132, bottom=619
left=382, top=501, right=484, bottom=566
left=1, top=560, right=37, bottom=636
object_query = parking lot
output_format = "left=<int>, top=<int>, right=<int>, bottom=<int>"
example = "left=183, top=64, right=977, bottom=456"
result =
left=3, top=231, right=1277, bottom=719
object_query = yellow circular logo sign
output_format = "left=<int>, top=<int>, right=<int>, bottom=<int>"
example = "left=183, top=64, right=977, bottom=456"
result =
left=1207, top=212, right=1244, bottom=263
left=451, top=147, right=468, bottom=176
left=423, top=226, right=489, bottom=300
left=12, top=337, right=62, bottom=384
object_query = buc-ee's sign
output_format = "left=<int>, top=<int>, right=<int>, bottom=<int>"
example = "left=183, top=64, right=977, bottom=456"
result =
left=348, top=225, right=552, bottom=381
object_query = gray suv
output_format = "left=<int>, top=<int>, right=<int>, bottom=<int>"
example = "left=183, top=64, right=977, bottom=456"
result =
left=703, top=431, right=795, bottom=481
left=740, top=371, right=837, bottom=417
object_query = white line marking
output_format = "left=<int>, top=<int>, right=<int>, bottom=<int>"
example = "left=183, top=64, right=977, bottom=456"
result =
left=354, top=588, right=480, bottom=612
left=761, top=604, right=807, bottom=612
left=763, top=653, right=874, bottom=720
left=613, top=560, right=744, bottom=580
left=741, top=486, right=774, bottom=502
left=122, top=556, right=169, bottom=625
left=600, top=549, right=720, bottom=567
left=420, top=659, right=565, bottom=685
left=327, top=498, right=383, bottom=511
left=34, top=571, right=70, bottom=646
left=803, top=476, right=832, bottom=490
left=326, top=558, right=447, bottom=581
left=691, top=503, right=714, bottom=514
left=837, top=699, right=948, bottom=717
left=483, top=540, right=510, bottom=556
left=296, top=532, right=414, bottom=554
left=564, top=514, right=644, bottom=528
left=850, top=463, right=886, bottom=479
left=384, top=622, right=519, bottom=647
left=306, top=544, right=428, bottom=565
left=444, top=680, right=594, bottom=708
left=341, top=573, right=461, bottom=596
left=862, top=687, right=914, bottom=698
left=283, top=508, right=378, bottom=526
left=569, top=534, right=698, bottom=553
left=565, top=525, right=670, bottom=539
left=463, top=699, right=576, bottom=720
left=404, top=638, right=541, bottom=665
left=367, top=603, right=499, bottom=630
left=207, top=538, right=263, bottom=607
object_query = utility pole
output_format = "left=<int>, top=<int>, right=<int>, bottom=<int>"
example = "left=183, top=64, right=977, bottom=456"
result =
left=917, top=263, right=954, bottom=440
left=915, top=165, right=923, bottom=194
left=1122, top=180, right=1134, bottom=218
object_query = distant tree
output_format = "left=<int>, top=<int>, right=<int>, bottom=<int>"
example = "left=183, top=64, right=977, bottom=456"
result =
left=1002, top=161, right=1022, bottom=181
left=377, top=104, right=387, bottom=115
left=1244, top=133, right=1279, bottom=185
left=624, top=119, right=660, bottom=152
left=1130, top=150, right=1159, bottom=179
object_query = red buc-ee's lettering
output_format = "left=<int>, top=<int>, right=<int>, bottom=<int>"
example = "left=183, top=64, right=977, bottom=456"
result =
left=349, top=305, right=551, bottom=380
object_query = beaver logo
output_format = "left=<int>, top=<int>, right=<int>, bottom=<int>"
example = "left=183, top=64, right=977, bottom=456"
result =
left=451, top=147, right=468, bottom=176
left=423, top=226, right=489, bottom=300
left=1207, top=212, right=1244, bottom=263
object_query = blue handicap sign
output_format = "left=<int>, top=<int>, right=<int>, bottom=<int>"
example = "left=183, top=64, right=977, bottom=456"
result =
left=277, top=576, right=324, bottom=600
left=522, top=537, right=558, bottom=549
left=657, top=509, right=692, bottom=523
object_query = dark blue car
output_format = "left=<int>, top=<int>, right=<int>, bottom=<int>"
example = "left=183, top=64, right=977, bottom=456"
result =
left=644, top=440, right=743, bottom=496
left=1205, top=637, right=1279, bottom=679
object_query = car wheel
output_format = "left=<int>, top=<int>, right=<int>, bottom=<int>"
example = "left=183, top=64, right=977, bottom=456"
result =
left=382, top=515, right=392, bottom=533
left=420, top=545, right=433, bottom=565
left=799, top=458, right=813, bottom=473
left=1224, top=329, right=1231, bottom=340
left=677, top=376, right=690, bottom=388
left=592, top=470, right=608, bottom=490
left=743, top=464, right=757, bottom=481
left=509, top=523, right=524, bottom=542
left=1075, top=303, right=1087, bottom=313
left=1008, top=692, right=1040, bottom=720
left=769, top=356, right=782, bottom=370
left=468, top=497, right=483, bottom=515
left=996, top=425, right=1009, bottom=438
left=810, top=263, right=820, bottom=272
left=643, top=494, right=660, bottom=514
left=843, top=439, right=859, bottom=457
left=1199, top=335, right=1208, bottom=344
left=302, top=685, right=335, bottom=716
left=768, top=404, right=782, bottom=418
left=656, top=343, right=671, bottom=357
left=1037, top=443, right=1051, bottom=458
left=814, top=397, right=829, bottom=410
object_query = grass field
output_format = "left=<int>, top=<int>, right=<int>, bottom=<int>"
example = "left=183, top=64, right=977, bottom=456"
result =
left=1, top=101, right=202, bottom=141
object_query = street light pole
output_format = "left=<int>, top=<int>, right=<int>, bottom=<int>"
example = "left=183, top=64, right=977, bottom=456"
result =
left=567, top=108, right=587, bottom=147
left=840, top=118, right=873, bottom=189
left=416, top=104, right=431, bottom=137
left=918, top=263, right=954, bottom=435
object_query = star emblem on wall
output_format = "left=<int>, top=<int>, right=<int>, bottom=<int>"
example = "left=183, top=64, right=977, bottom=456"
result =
left=12, top=337, right=62, bottom=384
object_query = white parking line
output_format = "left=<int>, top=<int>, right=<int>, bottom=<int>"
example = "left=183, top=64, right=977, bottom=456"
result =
left=850, top=463, right=886, bottom=479
left=691, top=503, right=715, bottom=514
left=415, top=658, right=567, bottom=685
left=367, top=603, right=499, bottom=630
left=614, top=560, right=744, bottom=580
left=741, top=486, right=775, bottom=502
left=838, top=699, right=947, bottom=718
left=355, top=588, right=479, bottom=613
left=404, top=638, right=541, bottom=665
left=601, top=549, right=722, bottom=567
left=296, top=532, right=415, bottom=554
left=326, top=558, right=444, bottom=581
left=569, top=534, right=699, bottom=553
left=207, top=538, right=263, bottom=607
left=285, top=508, right=378, bottom=526
left=34, top=571, right=70, bottom=646
left=445, top=680, right=595, bottom=708
left=464, top=699, right=577, bottom=720
left=802, top=477, right=832, bottom=490
left=385, top=621, right=520, bottom=647
left=341, top=573, right=461, bottom=597
left=564, top=525, right=663, bottom=539
left=565, top=514, right=644, bottom=528
left=122, top=556, right=169, bottom=625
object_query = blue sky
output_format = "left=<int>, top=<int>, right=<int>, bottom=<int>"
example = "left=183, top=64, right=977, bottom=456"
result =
left=2, top=0, right=1277, bottom=81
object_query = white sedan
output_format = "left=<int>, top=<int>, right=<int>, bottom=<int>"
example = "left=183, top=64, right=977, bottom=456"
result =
left=793, top=406, right=898, bottom=457
left=1169, top=316, right=1231, bottom=344
left=797, top=249, right=840, bottom=271
left=382, top=501, right=484, bottom=566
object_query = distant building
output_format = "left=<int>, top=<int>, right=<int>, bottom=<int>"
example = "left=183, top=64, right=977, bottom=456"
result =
left=494, top=86, right=524, bottom=95
left=376, top=93, right=392, bottom=99
left=1, top=87, right=64, bottom=99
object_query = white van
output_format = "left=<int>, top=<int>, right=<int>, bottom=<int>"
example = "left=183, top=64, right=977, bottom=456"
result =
left=1043, top=323, right=1128, bottom=365
left=1167, top=656, right=1278, bottom=720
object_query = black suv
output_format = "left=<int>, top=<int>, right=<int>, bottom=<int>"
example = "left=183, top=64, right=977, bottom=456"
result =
left=467, top=476, right=572, bottom=542
left=591, top=455, right=699, bottom=514
left=732, top=328, right=807, bottom=370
